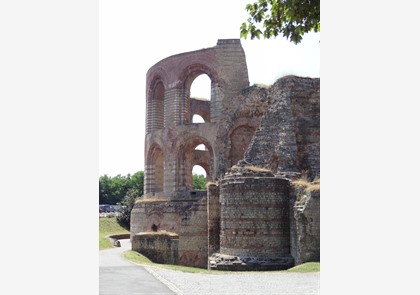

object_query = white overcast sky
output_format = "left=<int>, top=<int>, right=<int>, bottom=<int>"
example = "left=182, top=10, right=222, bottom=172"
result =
left=99, top=0, right=320, bottom=177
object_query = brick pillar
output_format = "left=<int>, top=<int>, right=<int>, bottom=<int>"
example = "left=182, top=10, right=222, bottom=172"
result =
left=207, top=183, right=220, bottom=260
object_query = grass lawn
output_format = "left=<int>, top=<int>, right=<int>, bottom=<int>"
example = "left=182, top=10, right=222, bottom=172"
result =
left=99, top=216, right=130, bottom=250
left=100, top=216, right=320, bottom=273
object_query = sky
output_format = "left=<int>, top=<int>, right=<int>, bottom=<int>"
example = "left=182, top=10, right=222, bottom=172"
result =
left=99, top=0, right=320, bottom=177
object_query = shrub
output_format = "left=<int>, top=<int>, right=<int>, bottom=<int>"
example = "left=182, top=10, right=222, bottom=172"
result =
left=116, top=188, right=142, bottom=230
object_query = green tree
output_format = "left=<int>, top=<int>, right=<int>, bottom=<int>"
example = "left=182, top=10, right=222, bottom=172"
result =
left=108, top=174, right=131, bottom=204
left=116, top=188, right=141, bottom=229
left=192, top=173, right=206, bottom=190
left=99, top=171, right=144, bottom=205
left=240, top=0, right=320, bottom=44
left=99, top=174, right=112, bottom=204
left=130, top=171, right=144, bottom=197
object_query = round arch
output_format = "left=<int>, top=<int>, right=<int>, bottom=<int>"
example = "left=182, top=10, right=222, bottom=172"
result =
left=175, top=134, right=215, bottom=191
left=178, top=63, right=221, bottom=125
left=145, top=143, right=165, bottom=195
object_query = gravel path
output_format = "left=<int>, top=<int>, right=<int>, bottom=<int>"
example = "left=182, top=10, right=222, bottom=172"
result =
left=144, top=266, right=320, bottom=295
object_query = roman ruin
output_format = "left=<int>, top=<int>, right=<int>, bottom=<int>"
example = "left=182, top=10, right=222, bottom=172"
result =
left=130, top=39, right=320, bottom=270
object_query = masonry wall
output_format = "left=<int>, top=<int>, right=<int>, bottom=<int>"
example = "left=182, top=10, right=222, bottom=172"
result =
left=130, top=193, right=209, bottom=268
left=219, top=174, right=291, bottom=258
left=207, top=183, right=220, bottom=258
left=243, top=76, right=320, bottom=178
left=132, top=233, right=179, bottom=265
left=144, top=39, right=249, bottom=198
left=290, top=188, right=320, bottom=265
left=135, top=40, right=320, bottom=271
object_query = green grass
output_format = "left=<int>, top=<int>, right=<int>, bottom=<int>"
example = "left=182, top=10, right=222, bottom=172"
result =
left=99, top=217, right=320, bottom=273
left=99, top=216, right=130, bottom=250
left=286, top=262, right=320, bottom=273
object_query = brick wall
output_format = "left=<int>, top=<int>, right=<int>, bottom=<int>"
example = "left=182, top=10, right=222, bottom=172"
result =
left=219, top=174, right=291, bottom=258
left=132, top=232, right=179, bottom=265
left=131, top=194, right=209, bottom=268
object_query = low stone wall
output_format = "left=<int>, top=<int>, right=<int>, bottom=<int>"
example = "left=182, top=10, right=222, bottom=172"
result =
left=132, top=232, right=179, bottom=265
left=131, top=195, right=209, bottom=268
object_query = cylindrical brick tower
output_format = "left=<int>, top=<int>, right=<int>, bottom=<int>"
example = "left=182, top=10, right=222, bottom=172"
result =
left=209, top=167, right=294, bottom=270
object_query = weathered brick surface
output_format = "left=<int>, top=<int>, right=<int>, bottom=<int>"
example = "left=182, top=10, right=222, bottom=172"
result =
left=243, top=76, right=320, bottom=178
left=144, top=39, right=250, bottom=198
left=132, top=40, right=320, bottom=270
left=290, top=188, right=320, bottom=265
left=132, top=233, right=179, bottom=265
left=207, top=183, right=220, bottom=258
left=131, top=195, right=209, bottom=268
left=219, top=173, right=291, bottom=258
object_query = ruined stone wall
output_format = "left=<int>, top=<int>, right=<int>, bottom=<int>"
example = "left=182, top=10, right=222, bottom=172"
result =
left=132, top=233, right=179, bottom=265
left=289, top=78, right=320, bottom=179
left=209, top=167, right=294, bottom=270
left=144, top=39, right=249, bottom=197
left=290, top=186, right=320, bottom=265
left=207, top=183, right=220, bottom=258
left=135, top=40, right=320, bottom=271
left=130, top=193, right=209, bottom=268
left=219, top=175, right=291, bottom=258
left=243, top=76, right=320, bottom=178
left=211, top=85, right=268, bottom=179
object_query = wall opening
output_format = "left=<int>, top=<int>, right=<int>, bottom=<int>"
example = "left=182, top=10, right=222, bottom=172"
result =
left=188, top=73, right=212, bottom=123
left=192, top=165, right=207, bottom=190
left=178, top=138, right=213, bottom=191
left=192, top=114, right=205, bottom=123
left=195, top=144, right=206, bottom=150
left=190, top=74, right=211, bottom=100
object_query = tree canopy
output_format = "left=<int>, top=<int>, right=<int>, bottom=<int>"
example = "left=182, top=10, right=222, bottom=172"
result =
left=99, top=171, right=144, bottom=205
left=192, top=173, right=206, bottom=190
left=240, top=0, right=320, bottom=44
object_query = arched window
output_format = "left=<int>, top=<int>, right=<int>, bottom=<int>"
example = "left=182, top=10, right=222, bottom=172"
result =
left=190, top=74, right=211, bottom=100
left=192, top=165, right=207, bottom=190
left=192, top=114, right=205, bottom=123
left=195, top=144, right=206, bottom=151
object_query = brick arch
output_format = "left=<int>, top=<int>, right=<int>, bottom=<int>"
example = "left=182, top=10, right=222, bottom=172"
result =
left=175, top=135, right=214, bottom=191
left=145, top=143, right=164, bottom=195
left=146, top=67, right=170, bottom=133
left=146, top=77, right=166, bottom=133
left=180, top=63, right=219, bottom=92
left=178, top=64, right=221, bottom=124
left=192, top=159, right=210, bottom=184
left=146, top=66, right=170, bottom=92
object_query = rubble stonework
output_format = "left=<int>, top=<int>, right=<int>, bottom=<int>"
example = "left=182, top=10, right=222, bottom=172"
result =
left=130, top=39, right=320, bottom=270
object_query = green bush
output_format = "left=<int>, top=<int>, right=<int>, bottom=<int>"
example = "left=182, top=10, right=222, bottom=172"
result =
left=116, top=188, right=141, bottom=230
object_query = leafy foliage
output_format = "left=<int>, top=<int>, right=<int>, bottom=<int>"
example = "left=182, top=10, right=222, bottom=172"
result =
left=240, top=0, right=320, bottom=44
left=192, top=173, right=206, bottom=190
left=99, top=171, right=144, bottom=205
left=116, top=188, right=142, bottom=229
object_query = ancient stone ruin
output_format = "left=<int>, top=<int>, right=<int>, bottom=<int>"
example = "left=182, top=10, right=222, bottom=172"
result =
left=130, top=39, right=320, bottom=270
